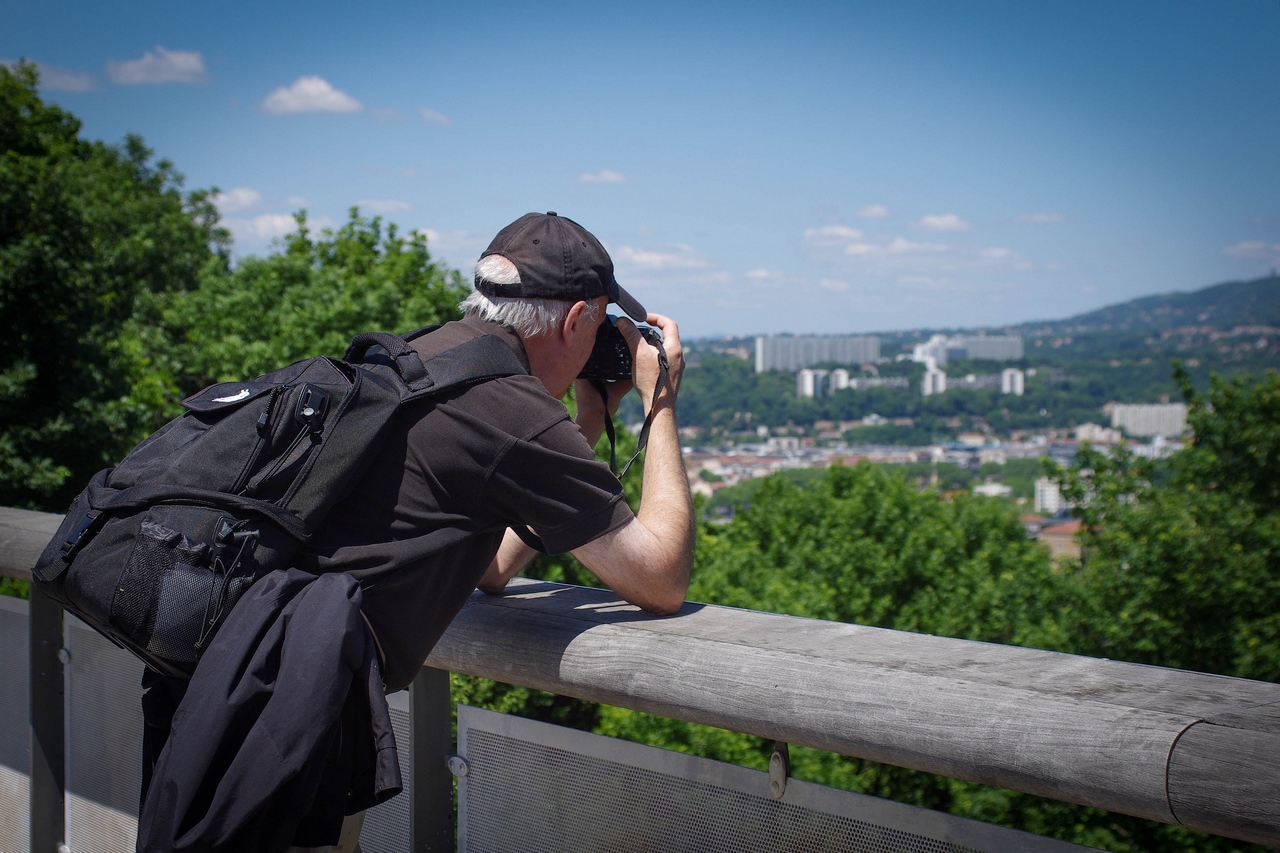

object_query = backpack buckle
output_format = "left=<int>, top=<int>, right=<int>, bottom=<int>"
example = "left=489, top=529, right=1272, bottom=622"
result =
left=60, top=510, right=103, bottom=557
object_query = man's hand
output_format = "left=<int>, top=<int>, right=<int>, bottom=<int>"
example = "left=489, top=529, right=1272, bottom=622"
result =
left=571, top=375, right=632, bottom=447
left=571, top=312, right=693, bottom=615
left=486, top=312, right=694, bottom=611
left=617, top=314, right=685, bottom=415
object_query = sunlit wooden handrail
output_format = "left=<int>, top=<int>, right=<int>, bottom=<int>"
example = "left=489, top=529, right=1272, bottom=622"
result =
left=4, top=506, right=1277, bottom=847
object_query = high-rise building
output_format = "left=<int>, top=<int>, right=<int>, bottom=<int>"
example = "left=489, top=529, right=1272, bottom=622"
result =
left=796, top=368, right=829, bottom=398
left=1110, top=403, right=1188, bottom=438
left=921, top=367, right=947, bottom=396
left=1034, top=477, right=1069, bottom=515
left=756, top=335, right=881, bottom=373
left=1001, top=368, right=1025, bottom=396
left=960, top=334, right=1024, bottom=361
left=912, top=333, right=1023, bottom=366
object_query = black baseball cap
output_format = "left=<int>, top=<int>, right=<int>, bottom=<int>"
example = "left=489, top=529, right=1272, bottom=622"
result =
left=476, top=212, right=647, bottom=322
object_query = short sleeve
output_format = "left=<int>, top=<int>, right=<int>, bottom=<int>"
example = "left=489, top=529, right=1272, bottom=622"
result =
left=486, top=416, right=634, bottom=554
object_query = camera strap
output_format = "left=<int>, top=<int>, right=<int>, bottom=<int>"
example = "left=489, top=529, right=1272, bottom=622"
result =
left=592, top=342, right=669, bottom=479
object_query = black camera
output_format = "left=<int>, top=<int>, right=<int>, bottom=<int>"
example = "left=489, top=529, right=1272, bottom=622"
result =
left=579, top=314, right=662, bottom=381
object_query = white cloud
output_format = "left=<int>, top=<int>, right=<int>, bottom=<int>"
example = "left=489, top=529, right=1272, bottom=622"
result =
left=1223, top=241, right=1280, bottom=261
left=250, top=214, right=299, bottom=239
left=357, top=198, right=413, bottom=215
left=263, top=76, right=361, bottom=114
left=803, top=225, right=864, bottom=246
left=613, top=244, right=706, bottom=271
left=106, top=47, right=206, bottom=85
left=579, top=169, right=626, bottom=184
left=419, top=108, right=451, bottom=125
left=223, top=213, right=300, bottom=245
left=415, top=227, right=487, bottom=263
left=212, top=187, right=262, bottom=214
left=810, top=230, right=1029, bottom=278
left=285, top=195, right=309, bottom=208
left=896, top=275, right=947, bottom=290
left=745, top=268, right=772, bottom=279
left=1019, top=212, right=1064, bottom=224
left=857, top=205, right=890, bottom=219
left=4, top=60, right=96, bottom=91
left=819, top=278, right=849, bottom=292
left=916, top=213, right=970, bottom=232
left=845, top=237, right=948, bottom=258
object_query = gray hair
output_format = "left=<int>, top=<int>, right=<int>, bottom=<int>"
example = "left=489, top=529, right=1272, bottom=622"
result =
left=463, top=255, right=599, bottom=337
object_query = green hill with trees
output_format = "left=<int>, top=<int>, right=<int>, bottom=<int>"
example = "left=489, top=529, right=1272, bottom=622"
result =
left=3, top=63, right=1277, bottom=851
left=1020, top=275, right=1280, bottom=335
left=675, top=276, right=1277, bottom=444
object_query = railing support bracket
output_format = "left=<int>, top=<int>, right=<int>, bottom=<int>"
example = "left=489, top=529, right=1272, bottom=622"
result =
left=769, top=742, right=790, bottom=799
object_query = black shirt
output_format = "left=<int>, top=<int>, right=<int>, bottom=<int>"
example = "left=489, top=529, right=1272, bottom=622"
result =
left=300, top=317, right=633, bottom=691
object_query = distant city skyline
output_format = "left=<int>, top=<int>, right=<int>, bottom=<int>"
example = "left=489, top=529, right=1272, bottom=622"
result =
left=4, top=0, right=1278, bottom=339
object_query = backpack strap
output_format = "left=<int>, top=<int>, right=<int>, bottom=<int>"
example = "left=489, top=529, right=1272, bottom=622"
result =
left=345, top=332, right=429, bottom=387
left=406, top=333, right=552, bottom=553
left=348, top=329, right=527, bottom=395
left=412, top=334, right=528, bottom=394
left=88, top=483, right=310, bottom=540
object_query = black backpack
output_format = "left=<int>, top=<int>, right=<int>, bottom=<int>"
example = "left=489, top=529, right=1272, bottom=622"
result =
left=32, top=328, right=525, bottom=678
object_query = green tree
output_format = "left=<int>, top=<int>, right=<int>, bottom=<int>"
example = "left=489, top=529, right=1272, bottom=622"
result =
left=1051, top=367, right=1280, bottom=682
left=0, top=61, right=225, bottom=509
left=599, top=459, right=1258, bottom=850
left=139, top=209, right=469, bottom=399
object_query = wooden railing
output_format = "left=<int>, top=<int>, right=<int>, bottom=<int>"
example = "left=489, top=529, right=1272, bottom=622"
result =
left=3, top=505, right=1278, bottom=848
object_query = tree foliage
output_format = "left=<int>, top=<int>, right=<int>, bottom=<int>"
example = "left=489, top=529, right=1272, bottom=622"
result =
left=1050, top=366, right=1280, bottom=682
left=0, top=63, right=469, bottom=512
left=0, top=61, right=225, bottom=508
left=139, top=210, right=468, bottom=397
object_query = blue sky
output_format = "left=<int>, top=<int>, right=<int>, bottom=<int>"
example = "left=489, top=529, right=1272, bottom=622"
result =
left=5, top=0, right=1278, bottom=339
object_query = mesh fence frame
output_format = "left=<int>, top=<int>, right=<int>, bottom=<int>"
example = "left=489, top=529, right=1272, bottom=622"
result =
left=457, top=704, right=1095, bottom=853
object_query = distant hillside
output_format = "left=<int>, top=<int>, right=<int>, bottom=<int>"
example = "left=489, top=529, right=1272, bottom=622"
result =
left=693, top=274, right=1280, bottom=352
left=1017, top=274, right=1280, bottom=336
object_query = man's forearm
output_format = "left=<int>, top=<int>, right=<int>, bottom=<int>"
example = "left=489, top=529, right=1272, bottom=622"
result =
left=477, top=528, right=537, bottom=594
left=634, top=399, right=695, bottom=592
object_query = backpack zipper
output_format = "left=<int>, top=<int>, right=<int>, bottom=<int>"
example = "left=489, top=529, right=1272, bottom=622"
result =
left=244, top=385, right=329, bottom=498
left=232, top=386, right=284, bottom=494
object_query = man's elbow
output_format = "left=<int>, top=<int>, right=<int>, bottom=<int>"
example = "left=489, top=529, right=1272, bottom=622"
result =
left=641, top=593, right=685, bottom=617
left=477, top=579, right=505, bottom=596
left=641, top=568, right=690, bottom=615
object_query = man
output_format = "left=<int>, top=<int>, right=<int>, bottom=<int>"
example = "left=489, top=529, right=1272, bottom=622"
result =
left=302, top=209, right=695, bottom=692
left=138, top=211, right=694, bottom=851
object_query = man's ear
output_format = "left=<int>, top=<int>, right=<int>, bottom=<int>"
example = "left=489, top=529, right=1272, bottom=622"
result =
left=563, top=300, right=593, bottom=341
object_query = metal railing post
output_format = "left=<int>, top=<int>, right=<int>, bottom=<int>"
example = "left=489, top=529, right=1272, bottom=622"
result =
left=29, top=586, right=66, bottom=853
left=410, top=666, right=454, bottom=852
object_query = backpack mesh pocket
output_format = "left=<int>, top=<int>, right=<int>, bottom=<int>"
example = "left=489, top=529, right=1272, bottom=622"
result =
left=109, top=509, right=256, bottom=672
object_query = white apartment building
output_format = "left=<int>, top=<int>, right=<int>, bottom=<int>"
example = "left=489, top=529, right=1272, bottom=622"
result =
left=850, top=377, right=910, bottom=391
left=921, top=367, right=947, bottom=396
left=1075, top=423, right=1122, bottom=444
left=912, top=333, right=1024, bottom=367
left=756, top=335, right=881, bottom=373
left=1110, top=403, right=1188, bottom=438
left=1034, top=476, right=1069, bottom=515
left=796, top=368, right=829, bottom=399
left=830, top=368, right=850, bottom=391
left=1001, top=368, right=1025, bottom=396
